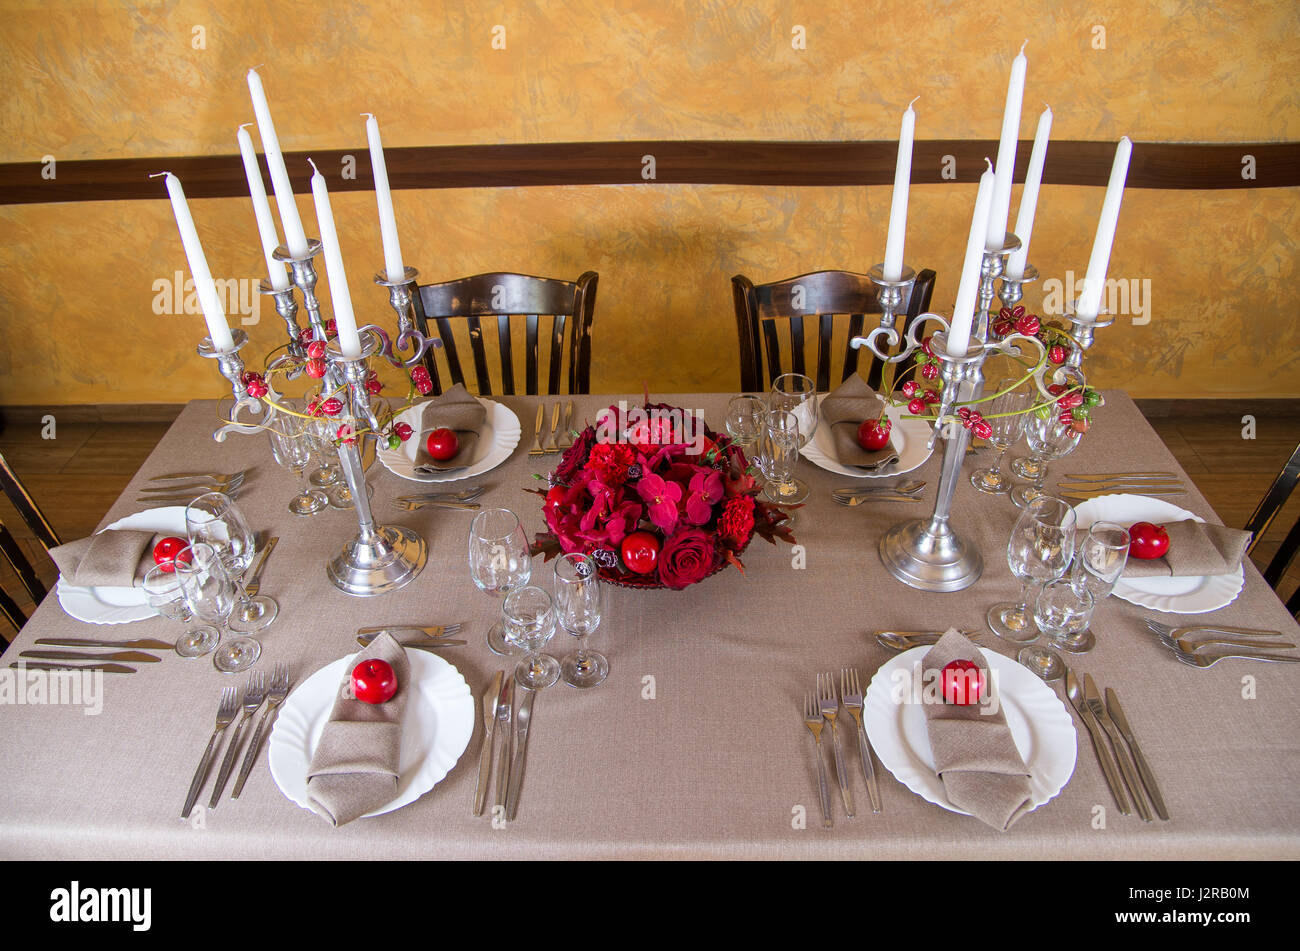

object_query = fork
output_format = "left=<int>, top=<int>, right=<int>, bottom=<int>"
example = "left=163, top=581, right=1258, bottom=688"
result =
left=393, top=499, right=482, bottom=511
left=557, top=400, right=574, bottom=449
left=1142, top=619, right=1283, bottom=639
left=395, top=487, right=486, bottom=503
left=1063, top=471, right=1179, bottom=481
left=356, top=633, right=468, bottom=651
left=529, top=404, right=546, bottom=455
left=802, top=693, right=833, bottom=829
left=149, top=469, right=248, bottom=484
left=183, top=687, right=239, bottom=819
left=544, top=402, right=561, bottom=453
left=1154, top=631, right=1295, bottom=653
left=209, top=671, right=267, bottom=808
left=840, top=668, right=881, bottom=814
left=832, top=492, right=924, bottom=506
left=1173, top=648, right=1300, bottom=668
left=833, top=480, right=925, bottom=496
left=232, top=662, right=291, bottom=799
left=140, top=474, right=246, bottom=495
left=356, top=623, right=462, bottom=638
left=817, top=672, right=854, bottom=817
left=139, top=486, right=246, bottom=505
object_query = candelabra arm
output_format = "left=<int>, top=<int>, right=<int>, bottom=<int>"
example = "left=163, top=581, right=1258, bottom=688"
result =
left=976, top=233, right=1020, bottom=345
left=276, top=240, right=328, bottom=341
left=364, top=267, right=443, bottom=369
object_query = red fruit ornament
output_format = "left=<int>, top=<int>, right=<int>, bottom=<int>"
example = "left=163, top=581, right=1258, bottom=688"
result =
left=1048, top=344, right=1067, bottom=365
left=320, top=398, right=343, bottom=417
left=393, top=422, right=414, bottom=442
left=304, top=358, right=328, bottom=379
left=901, top=380, right=918, bottom=398
left=921, top=362, right=939, bottom=381
left=907, top=398, right=927, bottom=415
left=923, top=388, right=941, bottom=405
left=972, top=419, right=993, bottom=440
left=620, top=531, right=661, bottom=575
left=351, top=659, right=398, bottom=705
left=336, top=423, right=356, bottom=445
left=941, top=659, right=985, bottom=705
left=425, top=427, right=459, bottom=461
left=365, top=371, right=383, bottom=395
left=325, top=319, right=338, bottom=337
left=1128, top=522, right=1170, bottom=560
left=1015, top=313, right=1041, bottom=336
left=411, top=366, right=433, bottom=395
left=306, top=340, right=327, bottom=359
left=857, top=417, right=892, bottom=451
left=152, top=536, right=188, bottom=573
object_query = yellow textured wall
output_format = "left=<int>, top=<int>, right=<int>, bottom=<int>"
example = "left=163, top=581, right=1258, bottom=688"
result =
left=1, top=0, right=1298, bottom=404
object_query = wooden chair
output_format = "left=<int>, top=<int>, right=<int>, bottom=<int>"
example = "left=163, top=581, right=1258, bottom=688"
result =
left=732, top=268, right=937, bottom=393
left=1244, top=440, right=1300, bottom=615
left=0, top=452, right=61, bottom=643
left=411, top=271, right=598, bottom=396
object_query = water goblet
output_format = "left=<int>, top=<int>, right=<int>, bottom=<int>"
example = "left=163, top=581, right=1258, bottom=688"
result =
left=725, top=395, right=765, bottom=448
left=987, top=495, right=1077, bottom=642
left=970, top=378, right=1032, bottom=494
left=1010, top=411, right=1084, bottom=508
left=758, top=409, right=804, bottom=507
left=504, top=585, right=560, bottom=690
left=554, top=552, right=609, bottom=688
left=469, top=508, right=534, bottom=656
left=175, top=542, right=262, bottom=673
left=185, top=492, right=278, bottom=633
left=142, top=563, right=218, bottom=658
left=1018, top=579, right=1096, bottom=682
left=767, top=373, right=817, bottom=503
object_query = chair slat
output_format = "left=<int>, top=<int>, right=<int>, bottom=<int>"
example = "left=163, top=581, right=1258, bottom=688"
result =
left=497, top=314, right=515, bottom=395
left=788, top=316, right=806, bottom=378
left=0, top=452, right=60, bottom=550
left=761, top=319, right=783, bottom=388
left=815, top=314, right=834, bottom=392
left=548, top=313, right=567, bottom=395
left=525, top=314, right=540, bottom=395
left=465, top=316, right=493, bottom=396
left=0, top=522, right=47, bottom=605
left=435, top=317, right=466, bottom=390
left=843, top=314, right=865, bottom=382
left=1263, top=516, right=1300, bottom=588
left=1245, top=442, right=1300, bottom=554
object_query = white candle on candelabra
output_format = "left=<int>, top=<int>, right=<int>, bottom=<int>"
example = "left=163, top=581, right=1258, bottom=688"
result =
left=947, top=160, right=996, bottom=357
left=247, top=68, right=309, bottom=257
left=986, top=42, right=1027, bottom=249
left=882, top=98, right=917, bottom=282
left=237, top=125, right=290, bottom=291
left=364, top=113, right=406, bottom=284
left=1005, top=106, right=1052, bottom=281
left=160, top=172, right=235, bottom=351
left=308, top=160, right=363, bottom=358
left=1078, top=136, right=1133, bottom=320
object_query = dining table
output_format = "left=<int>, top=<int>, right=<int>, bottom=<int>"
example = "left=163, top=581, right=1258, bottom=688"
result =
left=1, top=391, right=1298, bottom=860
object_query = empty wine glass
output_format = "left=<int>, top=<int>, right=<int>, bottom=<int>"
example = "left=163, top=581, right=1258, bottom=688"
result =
left=725, top=395, right=765, bottom=448
left=185, top=492, right=278, bottom=633
left=1018, top=579, right=1096, bottom=682
left=987, top=495, right=1077, bottom=643
left=1011, top=411, right=1083, bottom=508
left=306, top=415, right=343, bottom=488
left=767, top=374, right=817, bottom=503
left=970, top=378, right=1032, bottom=494
left=469, top=508, right=533, bottom=656
left=554, top=552, right=608, bottom=688
left=142, top=563, right=218, bottom=658
left=758, top=409, right=803, bottom=506
left=175, top=542, right=261, bottom=673
left=1072, top=521, right=1130, bottom=602
left=269, top=410, right=328, bottom=516
left=504, top=585, right=559, bottom=690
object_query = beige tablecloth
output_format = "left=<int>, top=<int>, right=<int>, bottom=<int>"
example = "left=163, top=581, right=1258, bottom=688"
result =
left=1, top=393, right=1298, bottom=859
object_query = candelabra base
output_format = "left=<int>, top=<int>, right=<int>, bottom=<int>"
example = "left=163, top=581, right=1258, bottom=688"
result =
left=878, top=517, right=983, bottom=593
left=327, top=524, right=428, bottom=597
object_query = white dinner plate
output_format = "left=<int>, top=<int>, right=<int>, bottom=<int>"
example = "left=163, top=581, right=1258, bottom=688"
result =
left=865, top=646, right=1077, bottom=818
left=268, top=649, right=475, bottom=820
left=54, top=506, right=190, bottom=625
left=799, top=395, right=934, bottom=478
left=1072, top=494, right=1244, bottom=614
left=375, top=397, right=522, bottom=483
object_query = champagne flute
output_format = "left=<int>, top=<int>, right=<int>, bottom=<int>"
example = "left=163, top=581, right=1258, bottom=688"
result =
left=175, top=543, right=261, bottom=673
left=758, top=409, right=803, bottom=508
left=554, top=552, right=609, bottom=688
left=469, top=508, right=534, bottom=656
left=969, top=378, right=1032, bottom=494
left=766, top=373, right=817, bottom=504
left=1011, top=411, right=1083, bottom=508
left=185, top=492, right=278, bottom=633
left=987, top=495, right=1077, bottom=642
left=1019, top=579, right=1096, bottom=682
left=504, top=585, right=559, bottom=690
left=142, top=563, right=218, bottom=658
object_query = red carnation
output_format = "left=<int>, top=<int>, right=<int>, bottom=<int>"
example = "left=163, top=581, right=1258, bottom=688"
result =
left=718, top=495, right=755, bottom=549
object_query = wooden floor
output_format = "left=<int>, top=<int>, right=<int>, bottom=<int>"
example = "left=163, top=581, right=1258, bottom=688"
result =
left=2, top=400, right=1298, bottom=635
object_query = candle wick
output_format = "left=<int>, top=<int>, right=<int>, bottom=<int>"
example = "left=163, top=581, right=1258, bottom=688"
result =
left=307, top=157, right=320, bottom=175
left=906, top=96, right=920, bottom=110
left=148, top=171, right=170, bottom=179
left=238, top=122, right=253, bottom=131
left=983, top=157, right=994, bottom=173
left=361, top=112, right=373, bottom=120
left=1018, top=39, right=1027, bottom=55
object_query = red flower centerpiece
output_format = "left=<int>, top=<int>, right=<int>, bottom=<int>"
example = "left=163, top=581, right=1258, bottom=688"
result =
left=529, top=401, right=796, bottom=589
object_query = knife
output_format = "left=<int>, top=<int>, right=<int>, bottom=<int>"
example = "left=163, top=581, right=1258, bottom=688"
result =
left=1106, top=687, right=1170, bottom=821
left=530, top=403, right=545, bottom=454
left=1063, top=669, right=1130, bottom=815
left=1084, top=674, right=1151, bottom=822
left=473, top=671, right=503, bottom=816
left=242, top=537, right=278, bottom=597
left=11, top=662, right=136, bottom=674
left=35, top=637, right=174, bottom=650
left=355, top=635, right=468, bottom=652
left=505, top=688, right=535, bottom=820
left=494, top=677, right=514, bottom=813
left=21, top=649, right=161, bottom=664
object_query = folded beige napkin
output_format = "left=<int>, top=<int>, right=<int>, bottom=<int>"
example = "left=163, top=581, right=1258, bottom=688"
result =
left=921, top=629, right=1034, bottom=831
left=48, top=530, right=173, bottom=587
left=818, top=374, right=899, bottom=470
left=305, top=633, right=411, bottom=827
left=414, top=383, right=485, bottom=472
left=1122, top=519, right=1252, bottom=578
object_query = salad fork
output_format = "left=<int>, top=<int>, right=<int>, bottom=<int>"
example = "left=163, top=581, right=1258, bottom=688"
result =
left=840, top=668, right=881, bottom=814
left=1173, top=648, right=1300, bottom=668
left=817, top=673, right=854, bottom=817
left=232, top=663, right=291, bottom=799
left=183, top=687, right=238, bottom=819
left=802, top=693, right=832, bottom=829
left=209, top=672, right=266, bottom=808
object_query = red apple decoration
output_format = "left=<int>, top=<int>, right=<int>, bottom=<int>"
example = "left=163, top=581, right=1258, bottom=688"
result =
left=152, top=536, right=188, bottom=573
left=620, top=530, right=661, bottom=574
left=941, top=659, right=985, bottom=706
left=1128, top=522, right=1170, bottom=560
left=425, top=427, right=460, bottom=461
left=857, top=418, right=892, bottom=451
left=351, top=659, right=398, bottom=705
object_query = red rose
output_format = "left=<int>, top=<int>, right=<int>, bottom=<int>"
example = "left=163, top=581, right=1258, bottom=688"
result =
left=718, top=495, right=755, bottom=549
left=657, top=528, right=716, bottom=589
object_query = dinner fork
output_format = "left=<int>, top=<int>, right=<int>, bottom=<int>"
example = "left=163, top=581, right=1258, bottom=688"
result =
left=817, top=672, right=854, bottom=817
left=232, top=662, right=291, bottom=799
left=393, top=499, right=482, bottom=511
left=209, top=672, right=267, bottom=808
left=356, top=633, right=468, bottom=651
left=395, top=487, right=486, bottom=503
left=544, top=402, right=561, bottom=453
left=138, top=485, right=246, bottom=505
left=802, top=693, right=833, bottom=829
left=840, top=668, right=881, bottom=814
left=356, top=623, right=463, bottom=639
left=529, top=404, right=546, bottom=455
left=1142, top=619, right=1282, bottom=639
left=183, top=687, right=239, bottom=819
left=149, top=469, right=248, bottom=484
left=557, top=400, right=574, bottom=449
left=1173, top=648, right=1300, bottom=668
left=1153, top=631, right=1295, bottom=654
left=832, top=492, right=924, bottom=506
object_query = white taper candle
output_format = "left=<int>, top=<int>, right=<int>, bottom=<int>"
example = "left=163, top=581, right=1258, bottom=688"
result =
left=247, top=68, right=309, bottom=257
left=947, top=160, right=996, bottom=357
left=987, top=42, right=1027, bottom=249
left=1078, top=136, right=1133, bottom=320
left=1005, top=106, right=1052, bottom=281
left=364, top=113, right=406, bottom=283
left=309, top=160, right=363, bottom=358
left=882, top=98, right=917, bottom=282
left=160, top=172, right=235, bottom=351
left=237, top=125, right=290, bottom=291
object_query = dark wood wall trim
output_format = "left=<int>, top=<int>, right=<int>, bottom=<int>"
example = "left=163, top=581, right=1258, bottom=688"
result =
left=2, top=140, right=1295, bottom=206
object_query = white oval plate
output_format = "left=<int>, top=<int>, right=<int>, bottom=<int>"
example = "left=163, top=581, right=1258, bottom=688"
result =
left=268, top=649, right=474, bottom=820
left=799, top=395, right=934, bottom=478
left=375, top=397, right=521, bottom=483
left=54, top=506, right=189, bottom=625
left=1073, top=494, right=1244, bottom=614
left=865, top=646, right=1077, bottom=818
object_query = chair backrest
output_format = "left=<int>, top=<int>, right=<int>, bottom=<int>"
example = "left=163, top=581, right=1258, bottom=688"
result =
left=732, top=268, right=937, bottom=393
left=0, top=451, right=60, bottom=641
left=1244, top=440, right=1300, bottom=614
left=411, top=271, right=598, bottom=396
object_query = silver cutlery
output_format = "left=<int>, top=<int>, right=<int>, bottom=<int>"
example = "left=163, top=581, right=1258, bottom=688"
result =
left=355, top=634, right=468, bottom=651
left=148, top=469, right=248, bottom=484
left=356, top=623, right=462, bottom=639
left=494, top=677, right=514, bottom=813
left=1058, top=481, right=1185, bottom=494
left=394, top=487, right=486, bottom=503
left=473, top=671, right=504, bottom=816
left=833, top=480, right=926, bottom=497
left=840, top=668, right=880, bottom=814
left=874, top=630, right=983, bottom=651
left=801, top=692, right=833, bottom=829
left=139, top=473, right=246, bottom=495
left=1061, top=488, right=1186, bottom=502
left=393, top=499, right=482, bottom=511
left=1063, top=471, right=1179, bottom=481
left=10, top=661, right=136, bottom=674
left=35, top=637, right=174, bottom=650
left=137, top=488, right=245, bottom=505
left=817, top=672, right=854, bottom=817
left=183, top=687, right=239, bottom=820
left=1063, top=668, right=1130, bottom=815
left=546, top=402, right=561, bottom=453
left=209, top=671, right=267, bottom=809
left=833, top=492, right=925, bottom=506
left=505, top=687, right=536, bottom=820
left=1154, top=631, right=1295, bottom=653
left=557, top=400, right=574, bottom=449
left=232, top=662, right=291, bottom=799
left=1084, top=674, right=1151, bottom=822
left=1105, top=688, right=1169, bottom=821
left=242, top=536, right=278, bottom=598
left=21, top=649, right=161, bottom=664
left=1173, top=648, right=1300, bottom=668
left=529, top=403, right=546, bottom=455
left=1142, top=619, right=1282, bottom=639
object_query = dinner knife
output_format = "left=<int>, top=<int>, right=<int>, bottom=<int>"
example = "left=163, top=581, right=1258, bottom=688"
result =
left=35, top=637, right=174, bottom=650
left=10, top=661, right=136, bottom=674
left=473, top=671, right=503, bottom=816
left=355, top=636, right=468, bottom=652
left=530, top=403, right=546, bottom=454
left=242, top=536, right=278, bottom=597
left=494, top=677, right=514, bottom=813
left=505, top=688, right=535, bottom=820
left=21, top=649, right=161, bottom=664
left=1063, top=669, right=1131, bottom=816
left=1084, top=674, right=1151, bottom=822
left=1106, top=687, right=1170, bottom=821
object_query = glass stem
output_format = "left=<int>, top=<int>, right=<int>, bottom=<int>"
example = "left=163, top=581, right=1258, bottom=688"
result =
left=988, top=445, right=1008, bottom=478
left=1033, top=459, right=1051, bottom=490
left=1014, top=579, right=1034, bottom=615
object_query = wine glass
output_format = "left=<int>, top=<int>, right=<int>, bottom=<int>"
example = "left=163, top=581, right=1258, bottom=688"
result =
left=554, top=552, right=609, bottom=688
left=725, top=395, right=765, bottom=448
left=766, top=373, right=817, bottom=503
left=1018, top=579, right=1096, bottom=682
left=504, top=585, right=559, bottom=690
left=757, top=409, right=803, bottom=506
left=142, top=563, right=218, bottom=658
left=306, top=415, right=343, bottom=489
left=469, top=508, right=533, bottom=656
left=1072, top=521, right=1130, bottom=602
left=987, top=495, right=1077, bottom=642
left=1011, top=411, right=1083, bottom=508
left=175, top=542, right=261, bottom=673
left=185, top=492, right=278, bottom=633
left=970, top=378, right=1032, bottom=494
left=268, top=409, right=328, bottom=516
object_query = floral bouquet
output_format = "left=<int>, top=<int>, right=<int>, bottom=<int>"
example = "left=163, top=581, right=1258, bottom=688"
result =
left=529, top=401, right=796, bottom=589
